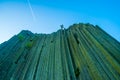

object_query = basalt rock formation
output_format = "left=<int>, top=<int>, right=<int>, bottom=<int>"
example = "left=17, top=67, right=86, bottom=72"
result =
left=0, top=23, right=120, bottom=80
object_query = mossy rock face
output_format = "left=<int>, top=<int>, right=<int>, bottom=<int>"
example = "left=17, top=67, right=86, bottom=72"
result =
left=18, top=34, right=25, bottom=41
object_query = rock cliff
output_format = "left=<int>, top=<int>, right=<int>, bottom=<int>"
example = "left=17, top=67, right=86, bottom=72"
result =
left=0, top=23, right=120, bottom=80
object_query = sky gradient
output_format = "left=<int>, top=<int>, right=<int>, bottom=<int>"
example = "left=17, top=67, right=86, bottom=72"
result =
left=0, top=0, right=120, bottom=43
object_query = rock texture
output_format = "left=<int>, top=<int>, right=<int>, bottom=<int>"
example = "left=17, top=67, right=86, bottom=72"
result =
left=0, top=23, right=120, bottom=80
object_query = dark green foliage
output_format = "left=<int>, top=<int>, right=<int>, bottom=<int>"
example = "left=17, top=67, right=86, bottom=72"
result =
left=75, top=68, right=80, bottom=77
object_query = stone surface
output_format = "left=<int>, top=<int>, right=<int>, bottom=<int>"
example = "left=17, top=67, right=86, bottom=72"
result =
left=0, top=23, right=120, bottom=80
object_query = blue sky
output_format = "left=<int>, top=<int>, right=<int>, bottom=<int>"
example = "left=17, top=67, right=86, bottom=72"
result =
left=0, top=0, right=120, bottom=43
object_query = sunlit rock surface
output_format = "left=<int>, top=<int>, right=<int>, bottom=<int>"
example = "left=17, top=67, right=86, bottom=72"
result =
left=0, top=23, right=120, bottom=80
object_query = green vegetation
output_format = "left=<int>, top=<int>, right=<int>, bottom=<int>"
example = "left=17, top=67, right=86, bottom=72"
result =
left=25, top=41, right=33, bottom=49
left=18, top=34, right=25, bottom=41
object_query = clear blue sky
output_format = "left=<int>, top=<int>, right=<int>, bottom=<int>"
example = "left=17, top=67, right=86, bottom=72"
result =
left=0, top=0, right=120, bottom=43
